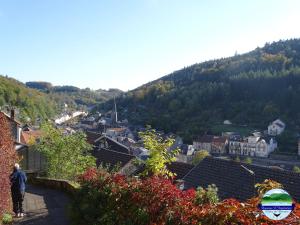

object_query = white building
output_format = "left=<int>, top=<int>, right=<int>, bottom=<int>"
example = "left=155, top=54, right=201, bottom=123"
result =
left=229, top=136, right=277, bottom=158
left=268, top=119, right=285, bottom=136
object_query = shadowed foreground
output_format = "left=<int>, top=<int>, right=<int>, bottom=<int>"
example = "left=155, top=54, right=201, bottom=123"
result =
left=14, top=184, right=70, bottom=225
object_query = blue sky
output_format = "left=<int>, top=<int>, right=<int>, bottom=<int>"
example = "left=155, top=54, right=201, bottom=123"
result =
left=1, top=0, right=300, bottom=91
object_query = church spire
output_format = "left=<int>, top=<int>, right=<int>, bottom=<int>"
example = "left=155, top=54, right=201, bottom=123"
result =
left=114, top=96, right=118, bottom=123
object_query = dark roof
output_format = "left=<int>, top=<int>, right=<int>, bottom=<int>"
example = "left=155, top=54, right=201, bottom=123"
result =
left=85, top=131, right=102, bottom=145
left=274, top=122, right=284, bottom=128
left=95, top=135, right=130, bottom=154
left=131, top=161, right=194, bottom=179
left=81, top=120, right=95, bottom=125
left=167, top=162, right=194, bottom=179
left=183, top=157, right=300, bottom=201
left=92, top=149, right=135, bottom=169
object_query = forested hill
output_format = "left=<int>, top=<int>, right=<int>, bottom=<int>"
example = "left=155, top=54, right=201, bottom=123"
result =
left=0, top=77, right=123, bottom=124
left=104, top=39, right=300, bottom=142
left=26, top=82, right=123, bottom=109
left=0, top=76, right=57, bottom=123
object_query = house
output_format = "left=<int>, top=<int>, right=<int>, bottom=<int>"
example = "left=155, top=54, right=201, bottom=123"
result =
left=85, top=131, right=102, bottom=146
left=120, top=137, right=136, bottom=147
left=211, top=136, right=228, bottom=154
left=176, top=144, right=195, bottom=163
left=20, top=128, right=45, bottom=171
left=21, top=129, right=42, bottom=145
left=0, top=110, right=22, bottom=143
left=0, top=110, right=28, bottom=157
left=169, top=136, right=184, bottom=150
left=229, top=136, right=277, bottom=158
left=106, top=127, right=126, bottom=139
left=193, top=135, right=214, bottom=152
left=80, top=120, right=98, bottom=130
left=193, top=135, right=228, bottom=154
left=105, top=127, right=135, bottom=142
left=94, top=135, right=130, bottom=154
left=92, top=148, right=194, bottom=179
left=268, top=119, right=285, bottom=136
left=183, top=157, right=300, bottom=201
left=92, top=149, right=135, bottom=170
left=167, top=162, right=194, bottom=180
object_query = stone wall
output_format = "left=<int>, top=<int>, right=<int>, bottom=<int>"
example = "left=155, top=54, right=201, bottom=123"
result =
left=28, top=175, right=78, bottom=196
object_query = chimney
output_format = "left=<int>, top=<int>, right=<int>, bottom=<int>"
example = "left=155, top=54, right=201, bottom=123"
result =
left=10, top=108, right=15, bottom=120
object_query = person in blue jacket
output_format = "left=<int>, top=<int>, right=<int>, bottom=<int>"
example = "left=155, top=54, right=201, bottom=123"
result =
left=10, top=163, right=27, bottom=217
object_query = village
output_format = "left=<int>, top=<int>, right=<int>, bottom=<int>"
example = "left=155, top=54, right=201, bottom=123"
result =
left=2, top=101, right=300, bottom=224
left=3, top=99, right=300, bottom=175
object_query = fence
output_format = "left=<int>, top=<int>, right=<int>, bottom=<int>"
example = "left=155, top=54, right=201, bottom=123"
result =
left=18, top=147, right=46, bottom=172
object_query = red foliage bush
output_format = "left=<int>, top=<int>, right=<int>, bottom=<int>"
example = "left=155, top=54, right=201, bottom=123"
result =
left=71, top=168, right=300, bottom=225
left=0, top=113, right=18, bottom=216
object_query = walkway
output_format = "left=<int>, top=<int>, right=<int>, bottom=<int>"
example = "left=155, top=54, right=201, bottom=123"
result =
left=14, top=184, right=70, bottom=225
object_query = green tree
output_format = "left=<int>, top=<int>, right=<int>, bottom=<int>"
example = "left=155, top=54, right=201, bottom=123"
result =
left=293, top=166, right=300, bottom=173
left=243, top=157, right=252, bottom=164
left=192, top=150, right=210, bottom=165
left=139, top=127, right=179, bottom=178
left=35, top=122, right=96, bottom=180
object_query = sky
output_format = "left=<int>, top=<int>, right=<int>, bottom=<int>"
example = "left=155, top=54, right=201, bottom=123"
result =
left=1, top=0, right=300, bottom=91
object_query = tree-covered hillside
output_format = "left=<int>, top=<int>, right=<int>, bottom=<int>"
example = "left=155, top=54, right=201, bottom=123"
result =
left=0, top=76, right=57, bottom=123
left=26, top=81, right=123, bottom=110
left=0, top=77, right=123, bottom=124
left=103, top=39, right=300, bottom=143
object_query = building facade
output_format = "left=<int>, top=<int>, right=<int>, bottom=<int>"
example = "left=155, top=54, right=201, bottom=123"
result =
left=229, top=136, right=277, bottom=158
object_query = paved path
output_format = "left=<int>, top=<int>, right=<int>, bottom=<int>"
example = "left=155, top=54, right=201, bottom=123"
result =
left=14, top=185, right=70, bottom=225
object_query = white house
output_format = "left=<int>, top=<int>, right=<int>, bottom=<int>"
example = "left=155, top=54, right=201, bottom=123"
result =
left=229, top=136, right=277, bottom=158
left=268, top=119, right=285, bottom=136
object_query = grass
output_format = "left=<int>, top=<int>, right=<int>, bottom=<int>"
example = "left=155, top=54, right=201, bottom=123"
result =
left=211, top=124, right=255, bottom=136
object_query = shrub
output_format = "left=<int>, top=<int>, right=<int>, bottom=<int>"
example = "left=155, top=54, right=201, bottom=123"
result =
left=293, top=166, right=300, bottom=173
left=70, top=168, right=300, bottom=225
left=192, top=150, right=210, bottom=165
left=0, top=113, right=18, bottom=216
left=195, top=184, right=219, bottom=205
left=255, top=179, right=283, bottom=197
left=1, top=213, right=12, bottom=224
left=243, top=157, right=252, bottom=164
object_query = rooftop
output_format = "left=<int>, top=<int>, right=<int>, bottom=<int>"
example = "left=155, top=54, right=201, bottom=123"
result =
left=183, top=157, right=300, bottom=201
